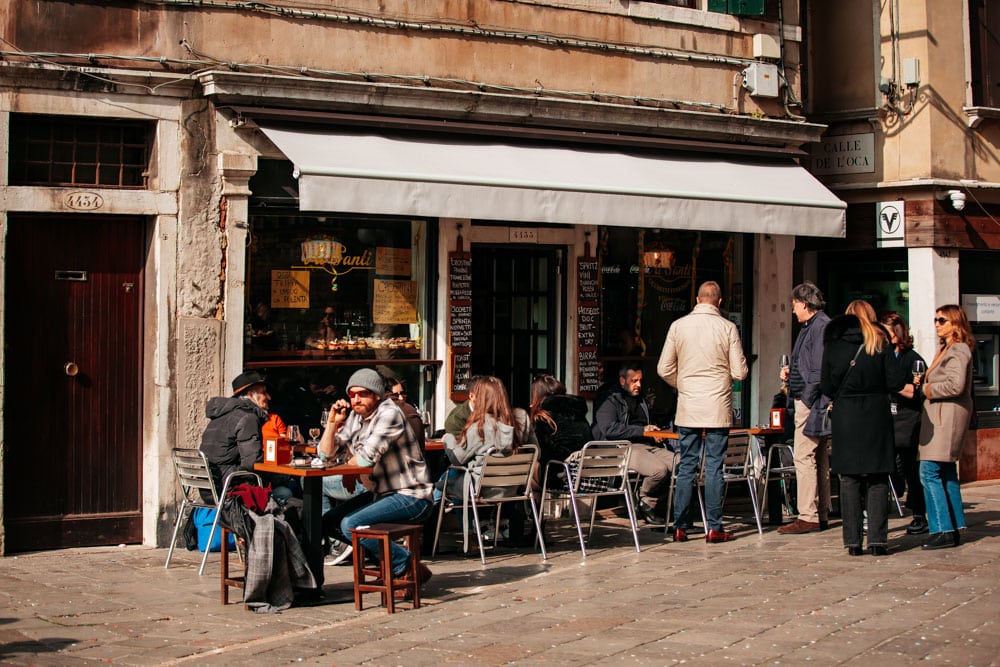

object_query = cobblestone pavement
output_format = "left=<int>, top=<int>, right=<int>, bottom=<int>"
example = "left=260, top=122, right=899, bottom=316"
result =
left=1, top=482, right=998, bottom=666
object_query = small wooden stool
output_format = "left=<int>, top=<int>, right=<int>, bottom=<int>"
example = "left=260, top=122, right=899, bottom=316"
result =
left=350, top=523, right=423, bottom=613
left=220, top=527, right=247, bottom=607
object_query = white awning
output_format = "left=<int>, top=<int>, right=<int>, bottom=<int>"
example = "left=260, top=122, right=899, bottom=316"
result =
left=260, top=127, right=846, bottom=237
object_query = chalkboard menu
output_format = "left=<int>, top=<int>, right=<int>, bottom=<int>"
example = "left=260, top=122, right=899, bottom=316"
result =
left=448, top=252, right=473, bottom=400
left=577, top=257, right=600, bottom=397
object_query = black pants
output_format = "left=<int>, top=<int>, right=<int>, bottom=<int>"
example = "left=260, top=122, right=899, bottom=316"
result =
left=840, top=473, right=889, bottom=548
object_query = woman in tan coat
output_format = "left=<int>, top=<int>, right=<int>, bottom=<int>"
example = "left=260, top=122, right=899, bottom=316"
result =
left=916, top=304, right=975, bottom=550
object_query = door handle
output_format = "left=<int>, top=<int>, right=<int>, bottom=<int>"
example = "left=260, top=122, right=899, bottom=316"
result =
left=64, top=362, right=79, bottom=377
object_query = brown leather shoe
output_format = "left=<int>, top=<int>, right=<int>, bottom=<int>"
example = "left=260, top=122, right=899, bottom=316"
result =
left=706, top=529, right=735, bottom=543
left=777, top=519, right=821, bottom=534
left=673, top=528, right=688, bottom=542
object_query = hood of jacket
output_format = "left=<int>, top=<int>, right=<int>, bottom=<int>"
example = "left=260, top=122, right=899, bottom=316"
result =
left=206, top=396, right=265, bottom=421
left=541, top=393, right=588, bottom=420
left=825, top=314, right=864, bottom=346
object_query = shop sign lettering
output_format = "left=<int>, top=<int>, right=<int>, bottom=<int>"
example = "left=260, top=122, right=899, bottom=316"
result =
left=65, top=191, right=104, bottom=210
left=809, top=133, right=875, bottom=175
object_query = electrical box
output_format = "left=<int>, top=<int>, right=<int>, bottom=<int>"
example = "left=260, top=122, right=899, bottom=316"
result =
left=903, top=57, right=921, bottom=86
left=741, top=62, right=780, bottom=98
left=753, top=34, right=780, bottom=60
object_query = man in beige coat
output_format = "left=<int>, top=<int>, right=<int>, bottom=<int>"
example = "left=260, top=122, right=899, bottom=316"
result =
left=657, top=281, right=748, bottom=543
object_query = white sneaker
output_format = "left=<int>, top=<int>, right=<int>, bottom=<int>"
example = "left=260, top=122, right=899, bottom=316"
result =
left=325, top=539, right=353, bottom=566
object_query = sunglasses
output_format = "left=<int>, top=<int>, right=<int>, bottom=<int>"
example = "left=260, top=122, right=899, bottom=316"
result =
left=933, top=317, right=949, bottom=325
left=347, top=389, right=373, bottom=399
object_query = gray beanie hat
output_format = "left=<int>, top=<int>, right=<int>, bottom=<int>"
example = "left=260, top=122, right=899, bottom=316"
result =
left=346, top=368, right=384, bottom=396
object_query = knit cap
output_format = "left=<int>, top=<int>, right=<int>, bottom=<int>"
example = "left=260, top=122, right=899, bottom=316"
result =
left=346, top=368, right=385, bottom=396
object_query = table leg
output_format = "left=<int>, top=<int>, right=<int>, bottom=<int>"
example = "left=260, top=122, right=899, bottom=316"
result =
left=301, top=476, right=325, bottom=589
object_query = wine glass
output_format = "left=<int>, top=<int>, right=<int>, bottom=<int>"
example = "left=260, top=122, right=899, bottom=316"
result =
left=779, top=354, right=791, bottom=392
left=287, top=425, right=301, bottom=443
left=308, top=427, right=321, bottom=444
left=320, top=409, right=331, bottom=426
left=912, top=359, right=926, bottom=384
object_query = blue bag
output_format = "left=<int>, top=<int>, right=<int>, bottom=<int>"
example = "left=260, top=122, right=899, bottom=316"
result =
left=192, top=507, right=236, bottom=552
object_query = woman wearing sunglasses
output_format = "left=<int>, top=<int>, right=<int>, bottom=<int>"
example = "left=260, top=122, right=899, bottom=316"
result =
left=915, top=305, right=976, bottom=550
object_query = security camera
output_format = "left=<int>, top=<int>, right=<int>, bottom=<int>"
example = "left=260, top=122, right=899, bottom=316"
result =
left=948, top=190, right=966, bottom=211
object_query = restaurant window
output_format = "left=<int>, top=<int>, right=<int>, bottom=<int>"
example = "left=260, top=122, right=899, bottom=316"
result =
left=8, top=114, right=151, bottom=188
left=598, top=227, right=749, bottom=425
left=245, top=160, right=436, bottom=418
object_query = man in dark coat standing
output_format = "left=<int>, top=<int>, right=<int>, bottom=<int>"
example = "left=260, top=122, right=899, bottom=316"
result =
left=778, top=282, right=833, bottom=534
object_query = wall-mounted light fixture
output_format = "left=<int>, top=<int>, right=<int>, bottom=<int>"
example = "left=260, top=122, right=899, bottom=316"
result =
left=937, top=189, right=966, bottom=212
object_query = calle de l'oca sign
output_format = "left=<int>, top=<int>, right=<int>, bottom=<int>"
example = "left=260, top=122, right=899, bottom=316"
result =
left=808, top=133, right=876, bottom=175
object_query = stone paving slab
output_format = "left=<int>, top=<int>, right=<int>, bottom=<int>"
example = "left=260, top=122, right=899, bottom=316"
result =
left=1, top=482, right=999, bottom=665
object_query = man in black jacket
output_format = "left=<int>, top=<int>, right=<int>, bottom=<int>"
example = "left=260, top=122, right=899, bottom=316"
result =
left=778, top=282, right=833, bottom=534
left=198, top=370, right=270, bottom=501
left=592, top=364, right=675, bottom=525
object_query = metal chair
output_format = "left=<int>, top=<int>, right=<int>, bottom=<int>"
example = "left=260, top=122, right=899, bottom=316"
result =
left=164, top=448, right=262, bottom=575
left=432, top=444, right=546, bottom=566
left=539, top=440, right=640, bottom=557
left=758, top=442, right=797, bottom=523
left=716, top=433, right=764, bottom=534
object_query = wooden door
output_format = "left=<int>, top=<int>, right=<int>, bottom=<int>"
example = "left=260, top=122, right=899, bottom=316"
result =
left=471, top=245, right=561, bottom=409
left=3, top=215, right=144, bottom=551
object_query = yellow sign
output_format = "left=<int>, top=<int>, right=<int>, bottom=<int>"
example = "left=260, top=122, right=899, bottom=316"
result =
left=376, top=247, right=412, bottom=276
left=270, top=270, right=310, bottom=309
left=373, top=279, right=418, bottom=324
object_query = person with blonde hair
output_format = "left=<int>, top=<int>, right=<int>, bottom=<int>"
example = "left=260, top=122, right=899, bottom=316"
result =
left=821, top=300, right=905, bottom=556
left=915, top=305, right=976, bottom=550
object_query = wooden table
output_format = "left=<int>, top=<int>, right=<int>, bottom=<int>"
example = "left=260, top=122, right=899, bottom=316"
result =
left=644, top=426, right=784, bottom=440
left=254, top=460, right=371, bottom=587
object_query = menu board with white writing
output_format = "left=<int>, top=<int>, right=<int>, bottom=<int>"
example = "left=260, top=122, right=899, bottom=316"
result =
left=576, top=258, right=600, bottom=397
left=449, top=252, right=473, bottom=400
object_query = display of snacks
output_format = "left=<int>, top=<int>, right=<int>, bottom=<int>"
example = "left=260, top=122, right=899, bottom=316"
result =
left=298, top=336, right=420, bottom=358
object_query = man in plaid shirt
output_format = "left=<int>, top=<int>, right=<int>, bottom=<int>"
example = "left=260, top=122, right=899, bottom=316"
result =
left=318, top=368, right=434, bottom=593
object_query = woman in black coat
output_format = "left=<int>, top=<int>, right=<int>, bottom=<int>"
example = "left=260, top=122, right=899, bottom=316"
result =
left=880, top=312, right=927, bottom=535
left=821, top=300, right=906, bottom=556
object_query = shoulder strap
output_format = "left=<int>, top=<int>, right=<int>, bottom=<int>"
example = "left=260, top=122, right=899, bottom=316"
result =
left=834, top=344, right=865, bottom=402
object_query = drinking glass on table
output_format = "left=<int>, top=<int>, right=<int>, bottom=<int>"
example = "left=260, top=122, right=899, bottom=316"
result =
left=308, top=427, right=321, bottom=444
left=912, top=359, right=926, bottom=385
left=287, top=425, right=301, bottom=443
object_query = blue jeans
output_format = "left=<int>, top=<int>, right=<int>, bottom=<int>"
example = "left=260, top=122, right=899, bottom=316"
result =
left=672, top=427, right=729, bottom=531
left=340, top=493, right=432, bottom=576
left=919, top=460, right=966, bottom=534
left=322, top=475, right=369, bottom=514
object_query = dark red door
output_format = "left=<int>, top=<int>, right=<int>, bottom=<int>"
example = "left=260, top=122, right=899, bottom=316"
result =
left=3, top=215, right=144, bottom=550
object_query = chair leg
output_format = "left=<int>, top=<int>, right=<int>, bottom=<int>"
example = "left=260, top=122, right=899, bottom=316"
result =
left=468, top=482, right=486, bottom=566
left=747, top=479, right=764, bottom=535
left=527, top=496, right=547, bottom=560
left=198, top=508, right=224, bottom=576
left=888, top=476, right=904, bottom=517
left=621, top=486, right=641, bottom=553
left=566, top=485, right=587, bottom=558
left=431, top=493, right=448, bottom=557
left=164, top=499, right=190, bottom=569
